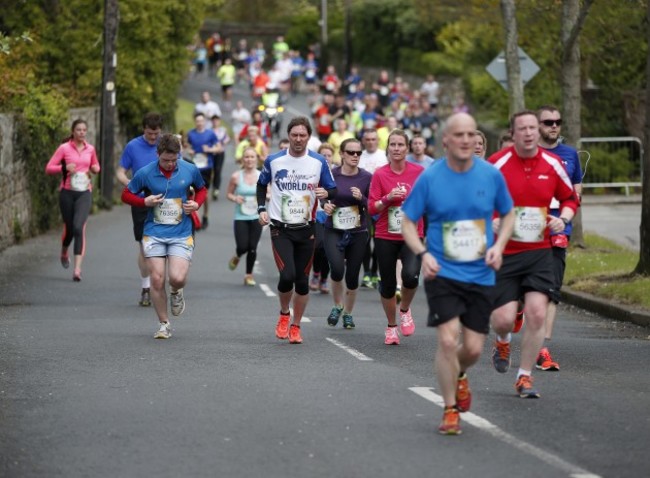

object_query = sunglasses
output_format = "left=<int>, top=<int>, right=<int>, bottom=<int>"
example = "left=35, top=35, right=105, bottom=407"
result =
left=344, top=150, right=363, bottom=156
left=541, top=119, right=562, bottom=127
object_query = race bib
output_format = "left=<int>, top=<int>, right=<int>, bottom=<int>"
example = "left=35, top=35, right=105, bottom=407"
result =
left=422, top=127, right=433, bottom=139
left=349, top=84, right=357, bottom=93
left=193, top=153, right=208, bottom=169
left=332, top=206, right=361, bottom=230
left=281, top=195, right=310, bottom=224
left=512, top=206, right=547, bottom=243
left=240, top=196, right=258, bottom=216
left=442, top=219, right=487, bottom=262
left=306, top=69, right=316, bottom=79
left=153, top=198, right=183, bottom=225
left=379, top=86, right=389, bottom=96
left=326, top=81, right=335, bottom=91
left=319, top=114, right=330, bottom=126
left=387, top=206, right=403, bottom=234
left=70, top=172, right=90, bottom=192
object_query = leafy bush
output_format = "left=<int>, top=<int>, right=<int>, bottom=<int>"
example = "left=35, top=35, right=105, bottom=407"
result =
left=582, top=146, right=636, bottom=184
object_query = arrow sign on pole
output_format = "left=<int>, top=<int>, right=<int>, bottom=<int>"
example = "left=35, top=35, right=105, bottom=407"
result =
left=486, top=47, right=540, bottom=91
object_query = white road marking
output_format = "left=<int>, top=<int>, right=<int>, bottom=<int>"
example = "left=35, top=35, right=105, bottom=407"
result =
left=259, top=283, right=276, bottom=297
left=409, top=387, right=601, bottom=478
left=326, top=337, right=373, bottom=361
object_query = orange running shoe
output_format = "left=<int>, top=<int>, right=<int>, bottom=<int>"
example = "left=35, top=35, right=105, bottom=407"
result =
left=275, top=313, right=290, bottom=339
left=515, top=374, right=540, bottom=398
left=536, top=347, right=560, bottom=371
left=288, top=324, right=303, bottom=344
left=491, top=340, right=511, bottom=373
left=455, top=373, right=472, bottom=413
left=513, top=310, right=525, bottom=333
left=438, top=407, right=462, bottom=435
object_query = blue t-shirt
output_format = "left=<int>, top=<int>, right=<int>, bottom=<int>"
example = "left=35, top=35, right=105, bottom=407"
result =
left=402, top=159, right=513, bottom=286
left=543, top=143, right=582, bottom=236
left=259, top=150, right=336, bottom=224
left=119, top=136, right=159, bottom=174
left=187, top=128, right=218, bottom=171
left=406, top=154, right=435, bottom=168
left=128, top=159, right=205, bottom=238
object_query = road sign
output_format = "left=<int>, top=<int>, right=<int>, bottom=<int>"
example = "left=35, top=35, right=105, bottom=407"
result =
left=486, top=47, right=540, bottom=91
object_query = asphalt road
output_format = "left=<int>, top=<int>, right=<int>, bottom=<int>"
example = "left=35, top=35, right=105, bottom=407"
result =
left=0, top=77, right=649, bottom=478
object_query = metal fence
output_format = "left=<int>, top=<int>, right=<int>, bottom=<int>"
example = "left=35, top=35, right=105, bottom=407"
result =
left=577, top=136, right=643, bottom=196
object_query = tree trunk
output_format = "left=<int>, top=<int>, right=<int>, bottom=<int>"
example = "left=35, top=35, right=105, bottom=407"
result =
left=634, top=0, right=650, bottom=275
left=561, top=0, right=593, bottom=248
left=500, top=0, right=524, bottom=114
left=561, top=0, right=584, bottom=246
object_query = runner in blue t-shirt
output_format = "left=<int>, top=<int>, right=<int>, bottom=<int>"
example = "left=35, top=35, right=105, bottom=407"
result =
left=401, top=113, right=514, bottom=435
left=186, top=112, right=220, bottom=229
left=536, top=105, right=583, bottom=371
left=116, top=112, right=163, bottom=307
left=121, top=133, right=207, bottom=340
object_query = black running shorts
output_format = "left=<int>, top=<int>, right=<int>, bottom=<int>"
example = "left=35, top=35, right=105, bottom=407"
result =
left=424, top=277, right=493, bottom=334
left=491, top=248, right=556, bottom=308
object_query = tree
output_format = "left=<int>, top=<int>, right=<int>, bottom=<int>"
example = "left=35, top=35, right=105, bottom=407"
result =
left=634, top=0, right=650, bottom=275
left=500, top=0, right=525, bottom=114
left=560, top=0, right=594, bottom=248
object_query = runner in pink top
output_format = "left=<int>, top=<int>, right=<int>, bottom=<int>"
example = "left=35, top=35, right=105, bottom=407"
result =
left=368, top=129, right=424, bottom=345
left=45, top=119, right=100, bottom=282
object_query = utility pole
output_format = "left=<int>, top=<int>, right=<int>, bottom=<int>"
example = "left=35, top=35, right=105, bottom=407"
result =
left=99, top=0, right=118, bottom=209
left=344, top=0, right=352, bottom=75
left=320, top=0, right=328, bottom=70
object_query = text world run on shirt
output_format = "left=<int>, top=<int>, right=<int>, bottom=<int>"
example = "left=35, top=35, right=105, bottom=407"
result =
left=274, top=169, right=318, bottom=192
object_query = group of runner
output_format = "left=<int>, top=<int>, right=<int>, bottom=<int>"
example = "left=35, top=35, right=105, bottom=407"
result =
left=47, top=71, right=581, bottom=436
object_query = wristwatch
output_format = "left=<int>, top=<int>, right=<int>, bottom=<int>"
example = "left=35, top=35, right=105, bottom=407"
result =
left=257, top=206, right=267, bottom=213
left=417, top=250, right=428, bottom=258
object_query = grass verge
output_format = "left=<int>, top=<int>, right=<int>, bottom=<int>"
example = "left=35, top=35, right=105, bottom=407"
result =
left=565, top=233, right=650, bottom=311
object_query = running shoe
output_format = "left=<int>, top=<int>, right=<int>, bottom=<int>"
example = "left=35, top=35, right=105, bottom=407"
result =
left=395, top=285, right=402, bottom=304
left=228, top=255, right=240, bottom=270
left=275, top=313, right=290, bottom=339
left=491, top=340, right=511, bottom=373
left=384, top=326, right=400, bottom=345
left=244, top=276, right=256, bottom=286
left=536, top=347, right=560, bottom=371
left=139, top=288, right=151, bottom=307
left=212, top=189, right=219, bottom=201
left=342, top=313, right=355, bottom=329
left=73, top=269, right=82, bottom=282
left=438, top=407, right=462, bottom=435
left=513, top=303, right=525, bottom=333
left=170, top=289, right=185, bottom=316
left=154, top=321, right=171, bottom=339
left=201, top=216, right=209, bottom=230
left=327, top=305, right=343, bottom=326
left=309, top=274, right=320, bottom=291
left=289, top=324, right=303, bottom=344
left=399, top=308, right=415, bottom=336
left=456, top=373, right=472, bottom=413
left=60, top=250, right=70, bottom=269
left=515, top=374, right=541, bottom=398
left=361, top=274, right=373, bottom=288
left=371, top=276, right=380, bottom=288
left=320, top=280, right=330, bottom=294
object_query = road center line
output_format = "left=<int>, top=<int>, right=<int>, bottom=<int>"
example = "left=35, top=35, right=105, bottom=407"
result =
left=409, top=387, right=601, bottom=478
left=326, top=337, right=373, bottom=361
left=259, top=283, right=276, bottom=297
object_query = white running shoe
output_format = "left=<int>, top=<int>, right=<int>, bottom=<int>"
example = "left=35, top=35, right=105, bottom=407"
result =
left=170, top=289, right=185, bottom=317
left=154, top=322, right=171, bottom=339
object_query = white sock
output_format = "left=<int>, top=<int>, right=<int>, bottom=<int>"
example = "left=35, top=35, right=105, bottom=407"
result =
left=497, top=333, right=512, bottom=343
left=142, top=276, right=150, bottom=289
left=517, top=368, right=531, bottom=378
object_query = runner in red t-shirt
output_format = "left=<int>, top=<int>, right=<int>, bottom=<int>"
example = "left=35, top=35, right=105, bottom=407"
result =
left=487, top=110, right=579, bottom=399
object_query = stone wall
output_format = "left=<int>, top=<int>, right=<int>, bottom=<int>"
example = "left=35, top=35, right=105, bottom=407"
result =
left=0, top=107, right=102, bottom=253
left=0, top=114, right=29, bottom=251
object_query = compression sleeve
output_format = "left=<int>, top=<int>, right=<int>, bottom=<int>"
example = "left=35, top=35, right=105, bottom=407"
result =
left=256, top=183, right=267, bottom=209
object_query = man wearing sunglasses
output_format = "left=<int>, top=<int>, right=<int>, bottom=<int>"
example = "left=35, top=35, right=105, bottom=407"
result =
left=536, top=105, right=583, bottom=372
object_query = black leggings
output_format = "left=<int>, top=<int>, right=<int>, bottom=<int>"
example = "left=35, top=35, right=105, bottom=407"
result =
left=323, top=228, right=369, bottom=290
left=59, top=189, right=92, bottom=255
left=233, top=219, right=263, bottom=274
left=374, top=238, right=421, bottom=299
left=270, top=224, right=315, bottom=295
left=212, top=152, right=226, bottom=190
